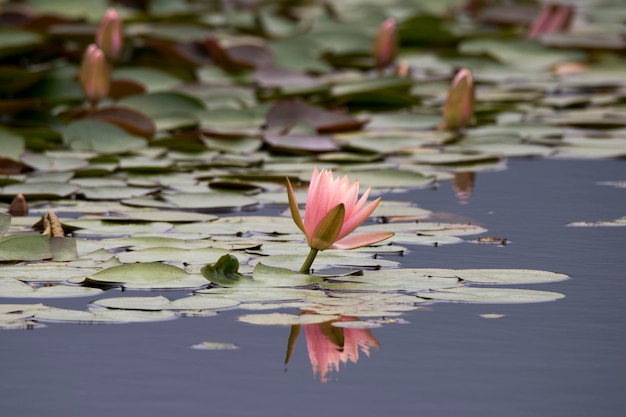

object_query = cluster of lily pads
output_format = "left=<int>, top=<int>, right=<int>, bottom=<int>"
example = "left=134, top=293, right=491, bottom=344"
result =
left=1, top=0, right=624, bottom=330
left=1, top=198, right=569, bottom=331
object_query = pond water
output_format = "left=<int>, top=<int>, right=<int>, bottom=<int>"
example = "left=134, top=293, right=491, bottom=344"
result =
left=1, top=157, right=625, bottom=417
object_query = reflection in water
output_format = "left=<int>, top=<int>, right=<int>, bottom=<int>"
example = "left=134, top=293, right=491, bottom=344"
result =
left=285, top=317, right=380, bottom=383
left=453, top=171, right=476, bottom=204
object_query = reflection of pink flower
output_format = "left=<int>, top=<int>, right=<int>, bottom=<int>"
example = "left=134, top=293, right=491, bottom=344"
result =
left=305, top=318, right=380, bottom=383
left=96, top=8, right=123, bottom=60
left=287, top=167, right=393, bottom=251
left=79, top=44, right=110, bottom=105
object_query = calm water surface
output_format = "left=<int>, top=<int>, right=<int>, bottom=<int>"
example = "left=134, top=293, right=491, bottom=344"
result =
left=1, top=158, right=625, bottom=417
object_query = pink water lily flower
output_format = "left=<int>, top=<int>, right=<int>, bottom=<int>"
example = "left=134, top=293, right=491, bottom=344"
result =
left=287, top=168, right=393, bottom=272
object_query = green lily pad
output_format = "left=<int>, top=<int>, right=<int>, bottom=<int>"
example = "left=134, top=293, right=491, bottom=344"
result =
left=116, top=247, right=237, bottom=265
left=252, top=263, right=323, bottom=287
left=455, top=269, right=570, bottom=285
left=113, top=68, right=184, bottom=93
left=63, top=120, right=148, bottom=154
left=190, top=341, right=239, bottom=350
left=0, top=129, right=24, bottom=160
left=20, top=154, right=89, bottom=173
left=0, top=235, right=52, bottom=261
left=162, top=192, right=259, bottom=210
left=92, top=296, right=172, bottom=311
left=196, top=287, right=319, bottom=303
left=83, top=262, right=206, bottom=290
left=80, top=186, right=159, bottom=201
left=0, top=278, right=102, bottom=298
left=0, top=183, right=79, bottom=199
left=322, top=268, right=460, bottom=293
left=35, top=307, right=177, bottom=324
left=417, top=287, right=565, bottom=304
left=0, top=265, right=99, bottom=283
left=0, top=213, right=9, bottom=237
left=336, top=168, right=436, bottom=189
left=169, top=295, right=241, bottom=311
left=237, top=312, right=340, bottom=326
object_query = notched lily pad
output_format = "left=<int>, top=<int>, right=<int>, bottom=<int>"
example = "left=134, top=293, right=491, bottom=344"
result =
left=454, top=269, right=569, bottom=284
left=82, top=262, right=207, bottom=290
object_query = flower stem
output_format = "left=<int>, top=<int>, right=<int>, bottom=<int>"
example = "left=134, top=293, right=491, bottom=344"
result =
left=299, top=248, right=319, bottom=274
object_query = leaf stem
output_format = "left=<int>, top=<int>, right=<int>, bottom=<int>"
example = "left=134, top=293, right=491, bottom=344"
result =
left=299, top=248, right=319, bottom=274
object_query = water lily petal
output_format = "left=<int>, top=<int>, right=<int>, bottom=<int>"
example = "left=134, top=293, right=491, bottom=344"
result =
left=338, top=197, right=382, bottom=239
left=286, top=177, right=305, bottom=233
left=331, top=231, right=395, bottom=250
left=310, top=204, right=345, bottom=250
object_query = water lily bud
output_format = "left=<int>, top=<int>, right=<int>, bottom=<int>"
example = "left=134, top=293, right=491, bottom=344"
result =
left=440, top=68, right=475, bottom=131
left=79, top=44, right=110, bottom=105
left=96, top=8, right=123, bottom=60
left=372, top=17, right=397, bottom=70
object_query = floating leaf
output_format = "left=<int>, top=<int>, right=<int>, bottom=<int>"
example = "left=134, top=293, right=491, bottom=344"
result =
left=169, top=295, right=241, bottom=311
left=35, top=307, right=176, bottom=324
left=92, top=296, right=171, bottom=311
left=116, top=247, right=236, bottom=265
left=0, top=235, right=52, bottom=261
left=0, top=213, right=9, bottom=237
left=162, top=192, right=259, bottom=210
left=83, top=262, right=206, bottom=290
left=455, top=269, right=569, bottom=285
left=85, top=106, right=156, bottom=138
left=0, top=265, right=98, bottom=283
left=0, top=278, right=101, bottom=298
left=322, top=268, right=460, bottom=293
left=237, top=313, right=340, bottom=326
left=63, top=119, right=147, bottom=154
left=417, top=287, right=565, bottom=304
left=252, top=263, right=323, bottom=287
left=0, top=183, right=79, bottom=199
left=191, top=342, right=239, bottom=350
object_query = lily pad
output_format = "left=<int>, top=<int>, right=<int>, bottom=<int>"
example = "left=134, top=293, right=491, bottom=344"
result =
left=455, top=269, right=570, bottom=285
left=0, top=278, right=102, bottom=298
left=237, top=312, right=340, bottom=326
left=0, top=235, right=52, bottom=261
left=35, top=307, right=177, bottom=324
left=83, top=262, right=207, bottom=290
left=190, top=342, right=239, bottom=350
left=63, top=120, right=147, bottom=154
left=417, top=287, right=565, bottom=304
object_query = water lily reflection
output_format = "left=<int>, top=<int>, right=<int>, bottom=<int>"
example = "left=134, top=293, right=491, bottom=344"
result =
left=453, top=172, right=476, bottom=204
left=285, top=317, right=380, bottom=383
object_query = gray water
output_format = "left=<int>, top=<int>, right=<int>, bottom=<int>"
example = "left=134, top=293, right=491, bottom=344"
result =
left=1, top=158, right=625, bottom=417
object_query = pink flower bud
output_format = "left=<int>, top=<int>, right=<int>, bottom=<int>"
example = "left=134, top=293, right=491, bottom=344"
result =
left=96, top=8, right=123, bottom=60
left=372, top=17, right=397, bottom=70
left=440, top=68, right=475, bottom=131
left=79, top=44, right=110, bottom=105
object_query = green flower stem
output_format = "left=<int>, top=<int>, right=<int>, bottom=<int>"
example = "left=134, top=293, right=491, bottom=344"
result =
left=299, top=248, right=319, bottom=274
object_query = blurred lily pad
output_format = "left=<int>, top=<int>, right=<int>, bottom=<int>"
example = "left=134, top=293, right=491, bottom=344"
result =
left=63, top=120, right=147, bottom=154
